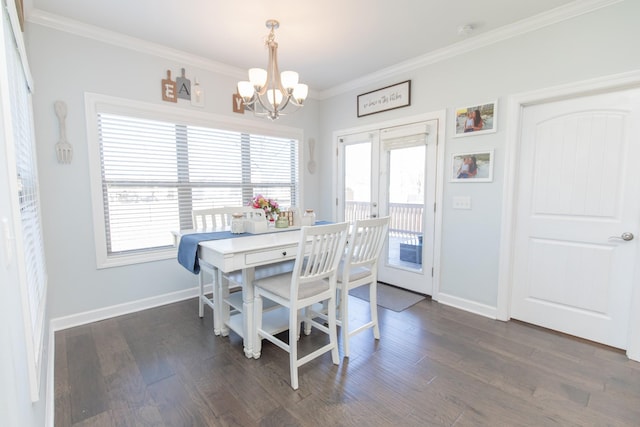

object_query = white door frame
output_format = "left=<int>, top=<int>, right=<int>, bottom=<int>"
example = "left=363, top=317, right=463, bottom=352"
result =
left=497, top=70, right=640, bottom=361
left=332, top=110, right=446, bottom=298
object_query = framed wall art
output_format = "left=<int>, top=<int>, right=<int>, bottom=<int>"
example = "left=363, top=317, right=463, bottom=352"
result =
left=15, top=0, right=24, bottom=30
left=357, top=80, right=411, bottom=117
left=450, top=150, right=494, bottom=182
left=454, top=101, right=497, bottom=137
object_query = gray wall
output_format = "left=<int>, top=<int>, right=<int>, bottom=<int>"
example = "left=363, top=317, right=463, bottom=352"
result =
left=318, top=0, right=640, bottom=308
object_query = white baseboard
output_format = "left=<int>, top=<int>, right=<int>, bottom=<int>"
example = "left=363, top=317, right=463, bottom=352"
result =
left=435, top=292, right=499, bottom=320
left=50, top=284, right=212, bottom=332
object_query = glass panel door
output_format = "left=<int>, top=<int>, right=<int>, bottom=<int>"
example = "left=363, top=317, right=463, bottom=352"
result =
left=344, top=142, right=372, bottom=221
left=385, top=144, right=425, bottom=273
left=378, top=123, right=435, bottom=295
left=337, top=131, right=378, bottom=222
left=337, top=121, right=437, bottom=295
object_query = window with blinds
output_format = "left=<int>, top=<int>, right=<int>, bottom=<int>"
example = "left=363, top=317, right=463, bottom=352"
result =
left=2, top=1, right=47, bottom=401
left=89, top=101, right=300, bottom=265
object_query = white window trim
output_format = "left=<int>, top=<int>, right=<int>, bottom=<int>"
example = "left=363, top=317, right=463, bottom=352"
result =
left=85, top=93, right=304, bottom=268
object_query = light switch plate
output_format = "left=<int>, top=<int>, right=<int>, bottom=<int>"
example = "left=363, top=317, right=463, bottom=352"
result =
left=452, top=196, right=472, bottom=210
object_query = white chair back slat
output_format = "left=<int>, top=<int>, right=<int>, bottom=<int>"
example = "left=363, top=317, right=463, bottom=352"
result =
left=296, top=223, right=349, bottom=284
left=347, top=217, right=389, bottom=269
left=192, top=206, right=264, bottom=230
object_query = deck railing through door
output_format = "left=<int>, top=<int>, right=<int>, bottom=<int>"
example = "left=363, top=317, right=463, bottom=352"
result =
left=345, top=201, right=423, bottom=240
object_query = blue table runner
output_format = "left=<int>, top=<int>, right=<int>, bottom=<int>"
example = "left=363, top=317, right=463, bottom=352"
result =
left=177, top=221, right=330, bottom=274
left=178, top=230, right=241, bottom=274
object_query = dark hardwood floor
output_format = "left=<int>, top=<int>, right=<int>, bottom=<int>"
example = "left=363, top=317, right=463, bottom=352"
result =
left=55, top=291, right=640, bottom=426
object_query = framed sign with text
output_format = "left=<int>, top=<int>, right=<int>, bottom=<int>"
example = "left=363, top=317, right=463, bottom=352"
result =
left=357, top=80, right=411, bottom=117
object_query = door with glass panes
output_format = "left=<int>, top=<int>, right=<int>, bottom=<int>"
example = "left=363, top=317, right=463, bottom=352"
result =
left=337, top=121, right=437, bottom=295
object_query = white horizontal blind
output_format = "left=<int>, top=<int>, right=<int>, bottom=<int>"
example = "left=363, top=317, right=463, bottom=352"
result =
left=96, top=112, right=299, bottom=256
left=381, top=123, right=429, bottom=150
left=3, top=2, right=47, bottom=401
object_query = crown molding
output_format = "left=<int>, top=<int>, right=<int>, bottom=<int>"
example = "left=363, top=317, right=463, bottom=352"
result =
left=318, top=0, right=623, bottom=99
left=27, top=9, right=244, bottom=78
left=26, top=1, right=621, bottom=101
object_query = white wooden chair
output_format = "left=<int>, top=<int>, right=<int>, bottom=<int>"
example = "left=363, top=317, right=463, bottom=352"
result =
left=192, top=206, right=265, bottom=327
left=253, top=222, right=349, bottom=390
left=336, top=216, right=389, bottom=357
left=192, top=206, right=264, bottom=231
left=305, top=217, right=389, bottom=357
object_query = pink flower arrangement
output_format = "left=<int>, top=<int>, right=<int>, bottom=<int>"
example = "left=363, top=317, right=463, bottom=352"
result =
left=249, top=194, right=280, bottom=220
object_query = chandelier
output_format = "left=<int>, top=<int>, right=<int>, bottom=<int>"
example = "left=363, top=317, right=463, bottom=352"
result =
left=237, top=20, right=308, bottom=120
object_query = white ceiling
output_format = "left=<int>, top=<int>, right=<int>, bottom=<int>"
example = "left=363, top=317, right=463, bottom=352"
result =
left=26, top=0, right=594, bottom=93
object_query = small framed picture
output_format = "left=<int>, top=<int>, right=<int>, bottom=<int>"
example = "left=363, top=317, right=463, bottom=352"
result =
left=454, top=101, right=497, bottom=137
left=451, top=150, right=494, bottom=182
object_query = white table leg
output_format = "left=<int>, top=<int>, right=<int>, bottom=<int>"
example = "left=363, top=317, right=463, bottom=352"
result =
left=217, top=268, right=230, bottom=337
left=198, top=269, right=205, bottom=318
left=242, top=267, right=256, bottom=358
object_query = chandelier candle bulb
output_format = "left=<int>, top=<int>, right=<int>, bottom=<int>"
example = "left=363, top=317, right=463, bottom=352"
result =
left=281, top=71, right=299, bottom=89
left=249, top=68, right=267, bottom=89
left=238, top=81, right=254, bottom=100
left=267, top=89, right=283, bottom=106
left=293, top=84, right=309, bottom=103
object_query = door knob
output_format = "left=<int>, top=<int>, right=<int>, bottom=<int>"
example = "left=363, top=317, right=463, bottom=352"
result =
left=609, top=232, right=634, bottom=241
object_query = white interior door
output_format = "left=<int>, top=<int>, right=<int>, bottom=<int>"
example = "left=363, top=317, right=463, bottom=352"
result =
left=337, top=121, right=437, bottom=295
left=511, top=88, right=640, bottom=349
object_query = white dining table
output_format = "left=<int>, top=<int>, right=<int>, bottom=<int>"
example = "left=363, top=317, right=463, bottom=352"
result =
left=195, top=228, right=303, bottom=358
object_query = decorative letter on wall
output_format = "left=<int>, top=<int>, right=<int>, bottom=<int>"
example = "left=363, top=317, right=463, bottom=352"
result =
left=176, top=68, right=191, bottom=100
left=161, top=70, right=177, bottom=103
left=233, top=93, right=245, bottom=114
